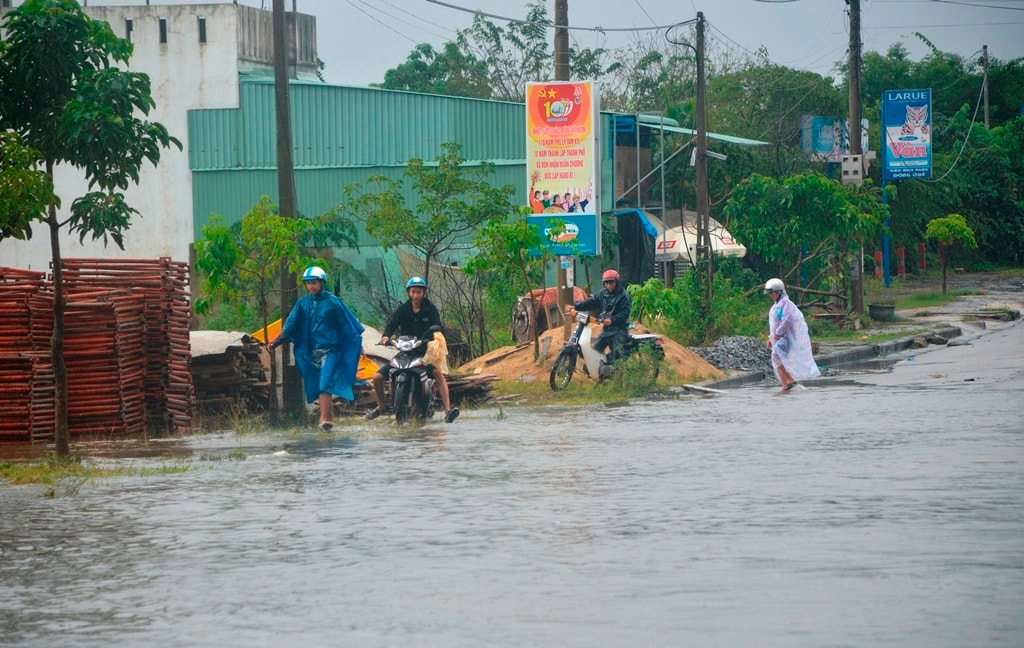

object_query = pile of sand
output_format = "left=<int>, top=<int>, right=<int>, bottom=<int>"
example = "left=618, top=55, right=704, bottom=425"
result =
left=458, top=324, right=723, bottom=385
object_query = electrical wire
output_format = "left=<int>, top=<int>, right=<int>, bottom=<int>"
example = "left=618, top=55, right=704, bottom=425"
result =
left=424, top=0, right=693, bottom=33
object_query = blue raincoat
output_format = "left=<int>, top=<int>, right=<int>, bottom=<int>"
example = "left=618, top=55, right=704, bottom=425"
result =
left=278, top=290, right=365, bottom=403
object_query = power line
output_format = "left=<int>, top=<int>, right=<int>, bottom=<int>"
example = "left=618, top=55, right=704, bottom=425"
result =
left=424, top=0, right=694, bottom=33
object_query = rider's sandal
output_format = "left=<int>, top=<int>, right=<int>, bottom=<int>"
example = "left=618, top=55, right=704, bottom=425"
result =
left=445, top=408, right=460, bottom=423
left=365, top=406, right=383, bottom=421
left=319, top=421, right=334, bottom=431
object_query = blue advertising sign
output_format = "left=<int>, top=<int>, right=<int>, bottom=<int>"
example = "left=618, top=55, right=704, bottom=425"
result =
left=882, top=88, right=932, bottom=181
left=526, top=213, right=600, bottom=256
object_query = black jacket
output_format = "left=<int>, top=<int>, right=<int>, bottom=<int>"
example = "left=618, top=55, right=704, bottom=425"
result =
left=382, top=298, right=442, bottom=340
left=574, top=287, right=631, bottom=332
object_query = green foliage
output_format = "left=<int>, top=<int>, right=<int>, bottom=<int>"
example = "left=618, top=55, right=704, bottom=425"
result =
left=627, top=278, right=684, bottom=325
left=465, top=206, right=553, bottom=356
left=601, top=344, right=663, bottom=397
left=0, top=132, right=54, bottom=240
left=665, top=260, right=764, bottom=347
left=379, top=42, right=491, bottom=98
left=925, top=213, right=977, bottom=250
left=194, top=195, right=357, bottom=321
left=341, top=142, right=516, bottom=286
left=722, top=172, right=885, bottom=293
left=0, top=0, right=180, bottom=247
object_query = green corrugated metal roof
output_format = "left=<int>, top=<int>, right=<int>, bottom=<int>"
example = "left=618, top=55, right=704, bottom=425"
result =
left=188, top=79, right=528, bottom=171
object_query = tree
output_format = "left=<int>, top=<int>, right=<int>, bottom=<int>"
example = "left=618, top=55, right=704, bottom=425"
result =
left=464, top=209, right=560, bottom=359
left=925, top=213, right=977, bottom=294
left=380, top=1, right=617, bottom=103
left=379, top=42, right=490, bottom=99
left=194, top=196, right=359, bottom=420
left=722, top=172, right=886, bottom=309
left=339, top=142, right=516, bottom=355
left=0, top=132, right=54, bottom=239
left=0, top=0, right=180, bottom=455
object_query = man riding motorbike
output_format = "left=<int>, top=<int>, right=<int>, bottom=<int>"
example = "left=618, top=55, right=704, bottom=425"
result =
left=571, top=269, right=631, bottom=362
left=366, top=276, right=459, bottom=423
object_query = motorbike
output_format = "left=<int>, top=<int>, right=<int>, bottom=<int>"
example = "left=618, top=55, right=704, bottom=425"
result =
left=549, top=309, right=665, bottom=391
left=381, top=335, right=438, bottom=424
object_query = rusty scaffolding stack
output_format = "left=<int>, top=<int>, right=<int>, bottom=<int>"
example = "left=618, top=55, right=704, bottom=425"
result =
left=0, top=259, right=194, bottom=443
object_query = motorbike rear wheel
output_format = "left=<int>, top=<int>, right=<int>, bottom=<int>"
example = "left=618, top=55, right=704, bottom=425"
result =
left=393, top=379, right=413, bottom=424
left=549, top=349, right=577, bottom=391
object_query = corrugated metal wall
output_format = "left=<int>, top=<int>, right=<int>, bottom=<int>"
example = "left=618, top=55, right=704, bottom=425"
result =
left=189, top=78, right=614, bottom=241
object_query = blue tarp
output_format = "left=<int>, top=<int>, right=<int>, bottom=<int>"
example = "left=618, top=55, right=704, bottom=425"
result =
left=613, top=209, right=659, bottom=238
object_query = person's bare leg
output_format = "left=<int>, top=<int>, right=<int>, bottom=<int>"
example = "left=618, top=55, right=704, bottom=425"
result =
left=318, top=392, right=334, bottom=428
left=433, top=368, right=451, bottom=412
left=774, top=360, right=796, bottom=390
left=433, top=368, right=459, bottom=422
left=372, top=372, right=386, bottom=409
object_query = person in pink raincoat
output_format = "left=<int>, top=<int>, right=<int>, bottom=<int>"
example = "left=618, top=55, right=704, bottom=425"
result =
left=764, top=278, right=820, bottom=392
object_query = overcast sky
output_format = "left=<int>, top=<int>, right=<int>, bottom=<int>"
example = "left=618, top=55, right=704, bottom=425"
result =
left=65, top=1, right=1024, bottom=87
left=288, top=0, right=1024, bottom=88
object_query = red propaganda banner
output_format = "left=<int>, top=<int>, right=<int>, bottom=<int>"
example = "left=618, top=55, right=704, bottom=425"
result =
left=525, top=81, right=601, bottom=255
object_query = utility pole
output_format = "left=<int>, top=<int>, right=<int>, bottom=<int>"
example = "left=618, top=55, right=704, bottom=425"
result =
left=982, top=44, right=990, bottom=128
left=847, top=0, right=865, bottom=314
left=694, top=12, right=712, bottom=302
left=554, top=0, right=572, bottom=333
left=273, top=0, right=302, bottom=416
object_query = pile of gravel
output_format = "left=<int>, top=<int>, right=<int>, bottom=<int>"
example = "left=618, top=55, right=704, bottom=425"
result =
left=689, top=336, right=776, bottom=380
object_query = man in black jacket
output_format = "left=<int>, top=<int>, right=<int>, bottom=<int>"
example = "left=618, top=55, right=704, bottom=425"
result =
left=366, top=276, right=459, bottom=423
left=572, top=269, right=631, bottom=361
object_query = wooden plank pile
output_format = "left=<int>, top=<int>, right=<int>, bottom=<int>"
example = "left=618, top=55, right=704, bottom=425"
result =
left=190, top=332, right=269, bottom=411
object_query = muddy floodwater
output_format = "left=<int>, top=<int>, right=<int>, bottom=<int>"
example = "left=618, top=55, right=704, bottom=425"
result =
left=2, top=324, right=1022, bottom=647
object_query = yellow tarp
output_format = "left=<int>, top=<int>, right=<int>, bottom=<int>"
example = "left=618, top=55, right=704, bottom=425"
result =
left=250, top=319, right=282, bottom=344
left=254, top=318, right=379, bottom=381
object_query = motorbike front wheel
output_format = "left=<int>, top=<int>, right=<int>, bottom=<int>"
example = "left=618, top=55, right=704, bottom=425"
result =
left=393, top=379, right=413, bottom=424
left=549, top=349, right=577, bottom=391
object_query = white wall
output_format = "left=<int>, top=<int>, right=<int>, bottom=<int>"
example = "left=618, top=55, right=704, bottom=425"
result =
left=0, top=4, right=241, bottom=271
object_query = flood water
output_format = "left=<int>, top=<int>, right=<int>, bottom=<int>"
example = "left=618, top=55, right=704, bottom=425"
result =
left=2, top=332, right=1023, bottom=646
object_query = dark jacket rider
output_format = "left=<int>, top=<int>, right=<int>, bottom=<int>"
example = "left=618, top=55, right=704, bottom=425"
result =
left=573, top=269, right=631, bottom=361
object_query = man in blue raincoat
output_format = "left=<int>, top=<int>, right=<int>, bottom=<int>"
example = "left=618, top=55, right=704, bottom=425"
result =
left=269, top=266, right=365, bottom=430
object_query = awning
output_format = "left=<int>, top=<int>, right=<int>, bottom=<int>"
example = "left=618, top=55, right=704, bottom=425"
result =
left=644, top=210, right=748, bottom=264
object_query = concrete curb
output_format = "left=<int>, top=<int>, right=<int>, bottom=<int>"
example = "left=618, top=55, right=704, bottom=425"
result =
left=695, top=326, right=963, bottom=391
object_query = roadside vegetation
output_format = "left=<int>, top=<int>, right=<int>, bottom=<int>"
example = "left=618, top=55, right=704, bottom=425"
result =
left=0, top=454, right=190, bottom=490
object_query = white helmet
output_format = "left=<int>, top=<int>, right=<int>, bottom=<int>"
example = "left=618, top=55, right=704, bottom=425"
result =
left=764, top=278, right=785, bottom=293
left=302, top=266, right=328, bottom=283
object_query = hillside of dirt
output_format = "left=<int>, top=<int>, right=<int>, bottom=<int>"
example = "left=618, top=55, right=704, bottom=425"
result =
left=459, top=324, right=723, bottom=385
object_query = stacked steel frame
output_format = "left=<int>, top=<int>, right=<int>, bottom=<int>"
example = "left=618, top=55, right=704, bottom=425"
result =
left=62, top=258, right=193, bottom=434
left=0, top=268, right=55, bottom=443
left=0, top=259, right=193, bottom=443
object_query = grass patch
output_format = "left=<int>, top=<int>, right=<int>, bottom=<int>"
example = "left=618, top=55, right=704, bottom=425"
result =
left=0, top=453, right=192, bottom=489
left=895, top=289, right=978, bottom=310
left=489, top=362, right=673, bottom=405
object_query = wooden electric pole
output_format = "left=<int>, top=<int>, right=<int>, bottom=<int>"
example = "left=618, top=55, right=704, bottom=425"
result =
left=982, top=44, right=990, bottom=128
left=273, top=0, right=302, bottom=416
left=554, top=0, right=572, bottom=332
left=847, top=0, right=865, bottom=314
left=694, top=12, right=712, bottom=302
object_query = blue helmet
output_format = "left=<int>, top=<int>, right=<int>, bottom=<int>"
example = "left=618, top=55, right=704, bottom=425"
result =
left=302, top=266, right=328, bottom=283
left=406, top=276, right=427, bottom=291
